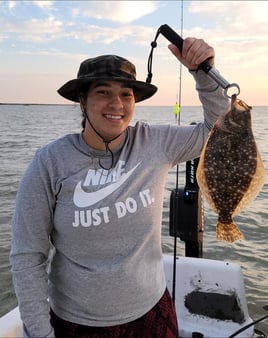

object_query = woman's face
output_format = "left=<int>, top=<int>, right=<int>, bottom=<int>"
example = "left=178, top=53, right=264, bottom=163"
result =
left=82, top=80, right=135, bottom=150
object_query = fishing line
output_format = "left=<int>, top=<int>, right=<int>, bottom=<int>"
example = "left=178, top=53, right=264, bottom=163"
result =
left=146, top=0, right=185, bottom=304
left=171, top=0, right=184, bottom=304
left=228, top=313, right=268, bottom=338
left=146, top=0, right=185, bottom=303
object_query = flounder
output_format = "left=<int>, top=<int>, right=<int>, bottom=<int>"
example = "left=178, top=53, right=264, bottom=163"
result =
left=197, top=95, right=266, bottom=243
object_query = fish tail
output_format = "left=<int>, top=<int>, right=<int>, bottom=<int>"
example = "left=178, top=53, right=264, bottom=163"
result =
left=216, top=221, right=245, bottom=243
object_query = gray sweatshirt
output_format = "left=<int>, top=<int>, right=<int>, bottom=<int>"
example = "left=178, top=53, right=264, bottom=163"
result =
left=10, top=70, right=229, bottom=337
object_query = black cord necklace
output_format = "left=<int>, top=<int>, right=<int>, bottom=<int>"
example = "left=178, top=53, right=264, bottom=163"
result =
left=85, top=113, right=124, bottom=171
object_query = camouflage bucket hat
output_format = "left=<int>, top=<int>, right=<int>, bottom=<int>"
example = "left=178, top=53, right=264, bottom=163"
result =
left=57, top=55, right=157, bottom=103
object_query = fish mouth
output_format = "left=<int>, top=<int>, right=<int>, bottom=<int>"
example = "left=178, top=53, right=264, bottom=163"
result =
left=231, top=94, right=252, bottom=112
left=231, top=94, right=237, bottom=106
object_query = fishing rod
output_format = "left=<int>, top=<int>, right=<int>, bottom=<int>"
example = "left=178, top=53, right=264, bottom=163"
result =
left=171, top=1, right=184, bottom=304
left=146, top=24, right=240, bottom=99
left=229, top=306, right=268, bottom=338
left=147, top=8, right=204, bottom=302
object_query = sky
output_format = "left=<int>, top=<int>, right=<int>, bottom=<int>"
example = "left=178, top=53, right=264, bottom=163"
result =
left=1, top=0, right=268, bottom=106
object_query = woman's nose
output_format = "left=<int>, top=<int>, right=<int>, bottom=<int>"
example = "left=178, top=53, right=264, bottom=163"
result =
left=109, top=94, right=124, bottom=108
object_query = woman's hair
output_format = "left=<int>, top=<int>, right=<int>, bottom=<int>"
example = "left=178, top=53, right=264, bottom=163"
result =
left=78, top=84, right=90, bottom=130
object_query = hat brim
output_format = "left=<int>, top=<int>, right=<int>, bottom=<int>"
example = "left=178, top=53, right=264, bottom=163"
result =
left=57, top=77, right=157, bottom=103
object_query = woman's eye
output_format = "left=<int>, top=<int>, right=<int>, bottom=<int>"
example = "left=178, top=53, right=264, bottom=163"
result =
left=122, top=91, right=133, bottom=97
left=97, top=90, right=109, bottom=95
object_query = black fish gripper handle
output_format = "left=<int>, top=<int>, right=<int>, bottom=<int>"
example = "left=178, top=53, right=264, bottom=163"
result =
left=159, top=24, right=212, bottom=73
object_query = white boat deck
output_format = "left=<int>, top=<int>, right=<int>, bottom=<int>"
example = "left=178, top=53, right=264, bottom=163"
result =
left=0, top=255, right=254, bottom=338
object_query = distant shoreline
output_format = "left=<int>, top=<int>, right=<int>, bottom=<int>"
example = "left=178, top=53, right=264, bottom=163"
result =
left=0, top=103, right=181, bottom=107
left=0, top=103, right=266, bottom=108
left=0, top=103, right=74, bottom=106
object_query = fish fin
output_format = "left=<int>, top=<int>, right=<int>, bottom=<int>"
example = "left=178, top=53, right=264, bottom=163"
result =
left=196, top=141, right=221, bottom=214
left=233, top=149, right=266, bottom=215
left=216, top=221, right=245, bottom=243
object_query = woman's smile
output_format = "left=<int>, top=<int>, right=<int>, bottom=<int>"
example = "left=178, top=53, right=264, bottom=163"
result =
left=104, top=113, right=124, bottom=121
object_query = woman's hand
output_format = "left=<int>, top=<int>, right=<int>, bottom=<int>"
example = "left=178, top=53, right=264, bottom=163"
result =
left=168, top=37, right=215, bottom=70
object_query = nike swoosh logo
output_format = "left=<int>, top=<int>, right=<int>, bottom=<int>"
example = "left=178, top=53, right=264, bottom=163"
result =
left=73, top=162, right=141, bottom=208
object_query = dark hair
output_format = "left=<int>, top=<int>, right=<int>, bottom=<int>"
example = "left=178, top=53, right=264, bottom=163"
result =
left=78, top=85, right=90, bottom=130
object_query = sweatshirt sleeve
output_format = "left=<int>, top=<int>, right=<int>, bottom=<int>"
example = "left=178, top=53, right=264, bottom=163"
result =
left=10, top=149, right=55, bottom=338
left=190, top=67, right=230, bottom=129
left=178, top=67, right=230, bottom=162
left=155, top=67, right=230, bottom=165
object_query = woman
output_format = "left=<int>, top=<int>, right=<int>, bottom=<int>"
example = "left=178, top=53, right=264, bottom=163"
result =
left=10, top=38, right=229, bottom=338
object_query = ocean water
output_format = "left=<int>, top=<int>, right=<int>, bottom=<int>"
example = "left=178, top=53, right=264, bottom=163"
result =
left=0, top=104, right=267, bottom=334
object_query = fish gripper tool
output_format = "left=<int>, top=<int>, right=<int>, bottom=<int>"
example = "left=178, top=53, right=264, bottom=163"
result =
left=158, top=24, right=240, bottom=98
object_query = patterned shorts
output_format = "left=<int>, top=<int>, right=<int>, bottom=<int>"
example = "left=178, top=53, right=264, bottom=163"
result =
left=50, top=288, right=179, bottom=338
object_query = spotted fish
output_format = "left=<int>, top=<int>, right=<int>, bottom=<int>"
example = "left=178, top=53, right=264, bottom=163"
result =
left=196, top=95, right=266, bottom=242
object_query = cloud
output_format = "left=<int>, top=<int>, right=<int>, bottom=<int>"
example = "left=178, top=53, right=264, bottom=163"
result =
left=1, top=16, right=64, bottom=43
left=8, top=1, right=16, bottom=10
left=24, top=17, right=63, bottom=41
left=1, top=1, right=157, bottom=46
left=32, top=1, right=54, bottom=10
left=0, top=33, right=8, bottom=42
left=69, top=24, right=155, bottom=47
left=189, top=1, right=268, bottom=27
left=71, top=1, right=158, bottom=24
left=186, top=1, right=268, bottom=69
left=4, top=0, right=54, bottom=16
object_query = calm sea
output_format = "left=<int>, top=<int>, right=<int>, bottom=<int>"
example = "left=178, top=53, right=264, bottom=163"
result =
left=0, top=104, right=267, bottom=334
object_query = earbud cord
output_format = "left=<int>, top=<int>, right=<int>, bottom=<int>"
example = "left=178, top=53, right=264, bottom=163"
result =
left=84, top=113, right=124, bottom=170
